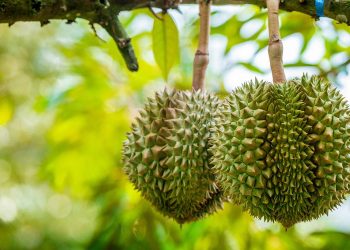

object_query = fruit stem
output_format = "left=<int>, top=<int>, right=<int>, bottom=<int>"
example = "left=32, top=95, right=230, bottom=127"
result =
left=267, top=0, right=286, bottom=84
left=192, top=0, right=211, bottom=91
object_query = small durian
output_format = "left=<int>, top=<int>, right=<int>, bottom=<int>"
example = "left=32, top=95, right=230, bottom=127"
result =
left=211, top=75, right=350, bottom=228
left=123, top=89, right=225, bottom=223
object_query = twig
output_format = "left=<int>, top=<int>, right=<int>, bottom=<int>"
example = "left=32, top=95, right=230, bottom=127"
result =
left=97, top=8, right=139, bottom=72
left=266, top=0, right=286, bottom=84
left=192, top=0, right=211, bottom=91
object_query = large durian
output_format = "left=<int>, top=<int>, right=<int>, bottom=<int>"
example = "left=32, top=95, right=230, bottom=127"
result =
left=123, top=89, right=225, bottom=223
left=211, top=75, right=350, bottom=228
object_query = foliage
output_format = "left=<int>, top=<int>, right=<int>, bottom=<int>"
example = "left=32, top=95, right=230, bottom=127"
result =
left=152, top=13, right=180, bottom=81
left=0, top=5, right=349, bottom=250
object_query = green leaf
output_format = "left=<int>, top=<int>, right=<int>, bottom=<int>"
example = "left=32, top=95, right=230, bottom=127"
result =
left=152, top=13, right=180, bottom=81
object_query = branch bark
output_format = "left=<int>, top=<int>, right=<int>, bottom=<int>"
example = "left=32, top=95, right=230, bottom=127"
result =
left=2, top=1, right=347, bottom=23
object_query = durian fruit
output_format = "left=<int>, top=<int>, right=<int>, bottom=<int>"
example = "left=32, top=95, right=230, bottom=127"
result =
left=211, top=75, right=350, bottom=228
left=123, top=89, right=225, bottom=224
left=299, top=76, right=350, bottom=218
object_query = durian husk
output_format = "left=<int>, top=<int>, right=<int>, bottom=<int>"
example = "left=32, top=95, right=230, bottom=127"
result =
left=211, top=75, right=350, bottom=228
left=123, top=89, right=226, bottom=223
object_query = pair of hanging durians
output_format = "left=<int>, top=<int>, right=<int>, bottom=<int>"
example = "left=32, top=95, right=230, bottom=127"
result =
left=123, top=75, right=350, bottom=228
left=123, top=1, right=350, bottom=229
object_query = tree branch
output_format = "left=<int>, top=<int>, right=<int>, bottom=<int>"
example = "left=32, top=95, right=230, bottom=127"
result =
left=164, top=0, right=350, bottom=25
left=1, top=0, right=349, bottom=29
left=95, top=7, right=139, bottom=71
left=0, top=0, right=349, bottom=72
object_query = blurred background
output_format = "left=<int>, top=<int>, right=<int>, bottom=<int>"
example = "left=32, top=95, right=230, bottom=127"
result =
left=0, top=5, right=350, bottom=250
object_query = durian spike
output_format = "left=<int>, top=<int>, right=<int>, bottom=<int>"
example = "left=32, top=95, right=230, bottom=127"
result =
left=266, top=0, right=286, bottom=84
left=192, top=0, right=211, bottom=91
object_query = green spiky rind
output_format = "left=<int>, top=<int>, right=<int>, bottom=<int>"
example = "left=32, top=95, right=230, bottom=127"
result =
left=211, top=79, right=271, bottom=218
left=300, top=75, right=350, bottom=221
left=211, top=75, right=350, bottom=228
left=123, top=89, right=225, bottom=223
left=265, top=82, right=318, bottom=228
